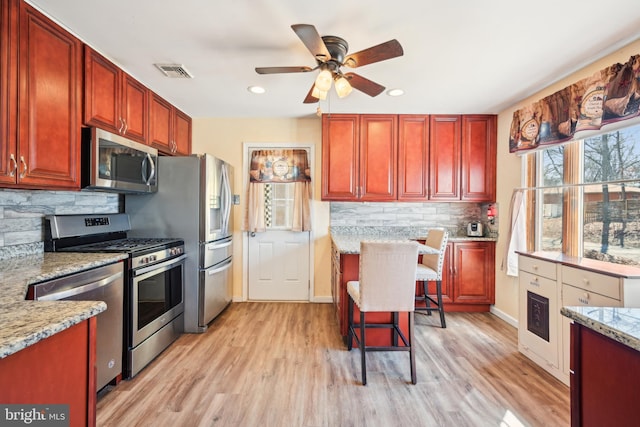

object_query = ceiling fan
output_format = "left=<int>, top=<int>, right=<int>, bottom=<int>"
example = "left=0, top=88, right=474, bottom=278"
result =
left=255, top=24, right=404, bottom=103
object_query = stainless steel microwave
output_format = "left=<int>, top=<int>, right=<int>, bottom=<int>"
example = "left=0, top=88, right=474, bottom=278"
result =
left=82, top=127, right=158, bottom=193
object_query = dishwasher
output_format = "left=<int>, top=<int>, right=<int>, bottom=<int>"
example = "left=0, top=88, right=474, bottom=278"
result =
left=27, top=262, right=124, bottom=392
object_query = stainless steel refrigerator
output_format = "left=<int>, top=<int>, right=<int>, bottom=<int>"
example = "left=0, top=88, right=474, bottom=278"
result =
left=126, top=154, right=234, bottom=333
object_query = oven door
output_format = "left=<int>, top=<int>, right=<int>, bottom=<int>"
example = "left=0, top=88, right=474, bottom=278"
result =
left=131, top=254, right=186, bottom=347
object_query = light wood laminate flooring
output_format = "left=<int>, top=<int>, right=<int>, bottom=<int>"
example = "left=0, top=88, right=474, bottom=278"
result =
left=97, top=303, right=569, bottom=427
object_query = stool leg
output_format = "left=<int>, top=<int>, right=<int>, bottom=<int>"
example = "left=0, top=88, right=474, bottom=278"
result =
left=436, top=279, right=446, bottom=328
left=360, top=311, right=367, bottom=386
left=409, top=311, right=416, bottom=384
left=347, top=296, right=354, bottom=350
left=424, top=282, right=432, bottom=316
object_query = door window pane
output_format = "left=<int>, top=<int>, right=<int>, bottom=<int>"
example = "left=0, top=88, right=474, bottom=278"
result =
left=266, top=183, right=295, bottom=229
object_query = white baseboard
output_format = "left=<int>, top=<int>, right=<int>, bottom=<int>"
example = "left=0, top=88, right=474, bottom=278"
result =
left=310, top=296, right=333, bottom=303
left=490, top=306, right=518, bottom=328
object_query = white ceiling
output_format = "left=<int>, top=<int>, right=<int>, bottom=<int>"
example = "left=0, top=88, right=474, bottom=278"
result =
left=26, top=0, right=640, bottom=119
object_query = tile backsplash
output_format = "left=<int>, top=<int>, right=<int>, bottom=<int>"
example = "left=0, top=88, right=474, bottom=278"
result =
left=330, top=201, right=497, bottom=237
left=0, top=189, right=120, bottom=259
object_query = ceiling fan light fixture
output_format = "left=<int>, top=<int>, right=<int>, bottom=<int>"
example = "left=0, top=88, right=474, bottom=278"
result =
left=312, top=85, right=328, bottom=100
left=315, top=69, right=333, bottom=92
left=334, top=76, right=352, bottom=98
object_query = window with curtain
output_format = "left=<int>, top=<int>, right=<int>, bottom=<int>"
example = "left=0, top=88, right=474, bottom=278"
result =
left=245, top=149, right=312, bottom=232
left=525, top=122, right=640, bottom=267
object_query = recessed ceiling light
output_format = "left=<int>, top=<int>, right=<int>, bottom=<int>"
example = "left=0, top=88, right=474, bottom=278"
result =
left=248, top=85, right=266, bottom=94
left=386, top=88, right=404, bottom=97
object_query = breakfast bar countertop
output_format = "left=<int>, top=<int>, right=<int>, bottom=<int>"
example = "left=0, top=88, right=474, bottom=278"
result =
left=330, top=226, right=497, bottom=255
left=561, top=306, right=640, bottom=352
left=0, top=252, right=128, bottom=359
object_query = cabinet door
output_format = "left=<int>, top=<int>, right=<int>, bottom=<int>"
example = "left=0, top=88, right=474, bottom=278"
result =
left=426, top=241, right=454, bottom=303
left=359, top=114, right=397, bottom=201
left=321, top=114, right=359, bottom=200
left=84, top=46, right=120, bottom=133
left=461, top=115, right=496, bottom=201
left=121, top=74, right=148, bottom=144
left=17, top=2, right=81, bottom=189
left=149, top=92, right=172, bottom=153
left=452, top=241, right=495, bottom=304
left=173, top=108, right=192, bottom=155
left=398, top=115, right=429, bottom=201
left=0, top=0, right=17, bottom=185
left=429, top=115, right=461, bottom=200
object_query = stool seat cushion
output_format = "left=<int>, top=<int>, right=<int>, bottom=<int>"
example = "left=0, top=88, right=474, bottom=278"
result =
left=347, top=280, right=361, bottom=308
left=416, top=264, right=438, bottom=281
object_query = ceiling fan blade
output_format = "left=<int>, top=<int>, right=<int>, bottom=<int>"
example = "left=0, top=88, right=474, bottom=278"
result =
left=344, top=73, right=386, bottom=97
left=255, top=66, right=313, bottom=74
left=291, top=24, right=331, bottom=62
left=303, top=83, right=318, bottom=104
left=343, top=39, right=403, bottom=68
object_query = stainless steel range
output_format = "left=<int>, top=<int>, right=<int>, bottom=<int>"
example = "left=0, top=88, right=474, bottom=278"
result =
left=44, top=213, right=186, bottom=379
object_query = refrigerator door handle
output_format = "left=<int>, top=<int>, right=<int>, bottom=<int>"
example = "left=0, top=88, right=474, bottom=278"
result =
left=221, top=164, right=231, bottom=234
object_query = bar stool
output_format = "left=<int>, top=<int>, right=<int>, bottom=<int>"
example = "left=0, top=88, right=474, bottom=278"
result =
left=346, top=241, right=419, bottom=385
left=415, top=228, right=449, bottom=328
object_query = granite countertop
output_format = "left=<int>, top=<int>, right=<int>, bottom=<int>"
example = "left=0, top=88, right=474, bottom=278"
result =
left=330, top=227, right=496, bottom=254
left=0, top=252, right=128, bottom=359
left=561, top=306, right=640, bottom=352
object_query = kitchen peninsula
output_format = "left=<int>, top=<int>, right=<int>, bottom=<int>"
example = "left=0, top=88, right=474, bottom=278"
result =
left=561, top=306, right=640, bottom=427
left=330, top=226, right=497, bottom=343
left=0, top=252, right=127, bottom=427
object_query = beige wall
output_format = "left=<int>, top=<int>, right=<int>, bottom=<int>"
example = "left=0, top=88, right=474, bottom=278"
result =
left=494, top=38, right=640, bottom=322
left=191, top=117, right=331, bottom=301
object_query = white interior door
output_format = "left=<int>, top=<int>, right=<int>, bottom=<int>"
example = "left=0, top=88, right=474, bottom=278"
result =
left=248, top=230, right=310, bottom=300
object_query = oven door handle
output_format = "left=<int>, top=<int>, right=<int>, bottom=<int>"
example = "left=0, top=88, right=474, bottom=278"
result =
left=34, top=271, right=123, bottom=301
left=133, top=254, right=187, bottom=277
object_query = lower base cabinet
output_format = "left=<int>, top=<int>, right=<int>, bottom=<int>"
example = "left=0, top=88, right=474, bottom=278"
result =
left=419, top=241, right=495, bottom=312
left=570, top=323, right=639, bottom=427
left=0, top=318, right=97, bottom=427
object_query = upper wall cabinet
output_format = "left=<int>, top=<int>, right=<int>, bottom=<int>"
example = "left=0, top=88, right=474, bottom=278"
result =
left=84, top=46, right=148, bottom=144
left=322, top=113, right=496, bottom=202
left=430, top=114, right=496, bottom=202
left=322, top=114, right=397, bottom=201
left=149, top=92, right=192, bottom=156
left=398, top=115, right=430, bottom=201
left=461, top=115, right=496, bottom=201
left=0, top=0, right=82, bottom=190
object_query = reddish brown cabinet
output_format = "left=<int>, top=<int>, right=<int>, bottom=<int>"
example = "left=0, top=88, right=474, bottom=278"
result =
left=149, top=92, right=192, bottom=156
left=322, top=114, right=397, bottom=201
left=430, top=114, right=496, bottom=202
left=0, top=0, right=82, bottom=190
left=84, top=46, right=148, bottom=144
left=398, top=115, right=429, bottom=200
left=0, top=318, right=98, bottom=427
left=323, top=113, right=496, bottom=202
left=421, top=241, right=495, bottom=312
left=429, top=115, right=461, bottom=200
left=451, top=241, right=495, bottom=308
left=0, top=0, right=17, bottom=186
left=570, top=322, right=639, bottom=427
left=461, top=115, right=497, bottom=201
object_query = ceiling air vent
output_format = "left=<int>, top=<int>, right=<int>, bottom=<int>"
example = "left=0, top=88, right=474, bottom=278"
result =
left=154, top=64, right=193, bottom=78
